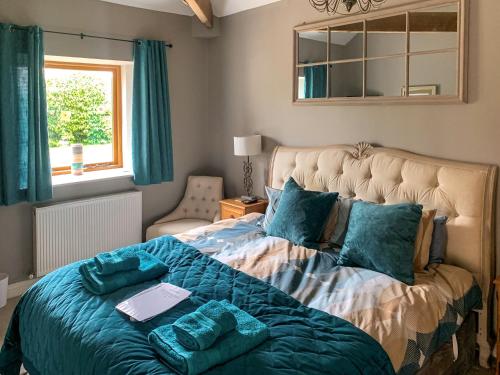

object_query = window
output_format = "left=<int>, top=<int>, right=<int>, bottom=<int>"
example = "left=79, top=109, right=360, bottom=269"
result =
left=45, top=61, right=122, bottom=175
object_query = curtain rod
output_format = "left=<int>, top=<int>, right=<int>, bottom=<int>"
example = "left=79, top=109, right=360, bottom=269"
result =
left=10, top=26, right=173, bottom=48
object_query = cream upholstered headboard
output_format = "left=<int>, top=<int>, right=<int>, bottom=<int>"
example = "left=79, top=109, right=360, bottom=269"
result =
left=268, top=143, right=497, bottom=360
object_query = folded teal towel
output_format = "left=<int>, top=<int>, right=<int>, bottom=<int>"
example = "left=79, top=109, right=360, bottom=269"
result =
left=196, top=300, right=237, bottom=335
left=172, top=300, right=237, bottom=350
left=79, top=251, right=168, bottom=295
left=149, top=301, right=269, bottom=375
left=172, top=310, right=222, bottom=351
left=94, top=248, right=140, bottom=275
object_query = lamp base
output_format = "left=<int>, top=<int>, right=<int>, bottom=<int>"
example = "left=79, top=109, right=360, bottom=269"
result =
left=240, top=195, right=258, bottom=204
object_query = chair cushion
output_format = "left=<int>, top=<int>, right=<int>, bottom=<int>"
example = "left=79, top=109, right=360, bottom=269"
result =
left=146, top=219, right=212, bottom=240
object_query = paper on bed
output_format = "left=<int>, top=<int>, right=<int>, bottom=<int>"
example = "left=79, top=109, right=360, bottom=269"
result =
left=116, top=283, right=191, bottom=322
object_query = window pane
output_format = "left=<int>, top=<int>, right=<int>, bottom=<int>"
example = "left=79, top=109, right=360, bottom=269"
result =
left=367, top=14, right=406, bottom=58
left=329, top=62, right=363, bottom=98
left=409, top=51, right=458, bottom=96
left=366, top=56, right=406, bottom=97
left=45, top=67, right=114, bottom=169
left=298, top=29, right=328, bottom=64
left=330, top=23, right=363, bottom=61
left=410, top=3, right=458, bottom=53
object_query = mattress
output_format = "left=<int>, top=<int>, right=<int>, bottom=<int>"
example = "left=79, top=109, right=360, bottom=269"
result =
left=176, top=213, right=482, bottom=375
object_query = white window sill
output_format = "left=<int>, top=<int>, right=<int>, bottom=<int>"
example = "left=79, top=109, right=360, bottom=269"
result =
left=52, top=168, right=133, bottom=187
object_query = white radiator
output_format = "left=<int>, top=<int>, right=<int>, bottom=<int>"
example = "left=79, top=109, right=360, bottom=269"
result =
left=34, top=191, right=142, bottom=277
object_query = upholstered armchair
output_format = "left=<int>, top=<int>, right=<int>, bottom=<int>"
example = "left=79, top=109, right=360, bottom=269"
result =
left=146, top=176, right=224, bottom=240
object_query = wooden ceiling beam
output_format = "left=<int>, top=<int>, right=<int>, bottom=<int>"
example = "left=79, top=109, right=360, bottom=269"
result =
left=185, top=0, right=213, bottom=29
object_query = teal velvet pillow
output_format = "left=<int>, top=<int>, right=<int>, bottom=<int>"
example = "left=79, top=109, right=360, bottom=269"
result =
left=337, top=201, right=422, bottom=285
left=266, top=177, right=338, bottom=249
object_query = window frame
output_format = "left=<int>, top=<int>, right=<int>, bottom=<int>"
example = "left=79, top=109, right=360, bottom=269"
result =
left=45, top=61, right=123, bottom=175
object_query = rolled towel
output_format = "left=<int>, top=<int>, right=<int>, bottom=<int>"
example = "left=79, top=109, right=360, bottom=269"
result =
left=197, top=300, right=237, bottom=335
left=148, top=301, right=269, bottom=375
left=172, top=311, right=222, bottom=351
left=79, top=251, right=168, bottom=295
left=94, top=248, right=140, bottom=275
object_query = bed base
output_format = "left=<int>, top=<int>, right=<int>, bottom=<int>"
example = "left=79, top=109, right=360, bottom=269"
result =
left=418, top=313, right=481, bottom=374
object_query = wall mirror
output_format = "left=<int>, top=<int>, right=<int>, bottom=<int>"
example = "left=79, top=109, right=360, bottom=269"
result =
left=294, top=0, right=468, bottom=104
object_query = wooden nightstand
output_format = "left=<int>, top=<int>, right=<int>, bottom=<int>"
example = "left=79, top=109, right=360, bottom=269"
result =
left=495, top=277, right=500, bottom=374
left=219, top=198, right=268, bottom=220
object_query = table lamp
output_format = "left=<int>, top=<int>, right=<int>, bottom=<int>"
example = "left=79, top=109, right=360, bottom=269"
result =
left=234, top=135, right=262, bottom=203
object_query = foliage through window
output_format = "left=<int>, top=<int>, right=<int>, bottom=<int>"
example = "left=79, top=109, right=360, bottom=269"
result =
left=45, top=61, right=122, bottom=175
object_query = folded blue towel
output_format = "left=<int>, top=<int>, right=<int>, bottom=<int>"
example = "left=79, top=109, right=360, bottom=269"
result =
left=79, top=251, right=168, bottom=295
left=196, top=300, right=237, bottom=335
left=149, top=301, right=269, bottom=375
left=173, top=310, right=222, bottom=351
left=94, top=248, right=140, bottom=275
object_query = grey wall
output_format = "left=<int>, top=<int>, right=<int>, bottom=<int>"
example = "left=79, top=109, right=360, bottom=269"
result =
left=205, top=0, right=500, bottom=267
left=0, top=0, right=211, bottom=282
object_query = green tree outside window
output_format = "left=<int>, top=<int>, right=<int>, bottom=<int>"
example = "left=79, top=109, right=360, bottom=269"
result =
left=46, top=74, right=112, bottom=148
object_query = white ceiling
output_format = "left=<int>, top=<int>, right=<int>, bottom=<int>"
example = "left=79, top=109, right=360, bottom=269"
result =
left=99, top=0, right=281, bottom=17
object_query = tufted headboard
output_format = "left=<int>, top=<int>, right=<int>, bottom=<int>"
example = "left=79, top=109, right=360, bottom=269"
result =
left=268, top=143, right=497, bottom=356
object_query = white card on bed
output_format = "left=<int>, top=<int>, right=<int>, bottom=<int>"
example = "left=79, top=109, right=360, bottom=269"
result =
left=116, top=283, right=191, bottom=322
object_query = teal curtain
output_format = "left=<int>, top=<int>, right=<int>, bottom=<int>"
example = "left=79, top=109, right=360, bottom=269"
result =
left=304, top=65, right=327, bottom=99
left=132, top=39, right=173, bottom=185
left=0, top=24, right=52, bottom=205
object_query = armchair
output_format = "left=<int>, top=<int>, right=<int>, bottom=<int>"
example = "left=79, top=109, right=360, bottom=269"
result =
left=146, top=176, right=224, bottom=240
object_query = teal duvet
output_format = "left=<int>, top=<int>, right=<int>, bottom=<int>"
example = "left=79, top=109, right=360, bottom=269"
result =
left=0, top=237, right=395, bottom=375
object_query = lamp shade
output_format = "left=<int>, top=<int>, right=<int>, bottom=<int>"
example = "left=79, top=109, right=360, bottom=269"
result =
left=234, top=135, right=262, bottom=156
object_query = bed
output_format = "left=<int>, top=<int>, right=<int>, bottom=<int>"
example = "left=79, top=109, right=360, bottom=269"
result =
left=0, top=142, right=496, bottom=375
left=264, top=143, right=496, bottom=370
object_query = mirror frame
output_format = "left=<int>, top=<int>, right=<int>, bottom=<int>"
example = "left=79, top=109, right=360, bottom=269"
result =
left=293, top=0, right=468, bottom=105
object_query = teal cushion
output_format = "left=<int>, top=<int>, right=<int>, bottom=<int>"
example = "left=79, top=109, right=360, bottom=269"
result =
left=337, top=201, right=422, bottom=285
left=266, top=177, right=338, bottom=249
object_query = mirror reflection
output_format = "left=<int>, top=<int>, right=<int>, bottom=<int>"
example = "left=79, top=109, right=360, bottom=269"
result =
left=409, top=51, right=458, bottom=96
left=297, top=66, right=328, bottom=99
left=329, top=62, right=363, bottom=98
left=410, top=4, right=458, bottom=53
left=366, top=57, right=406, bottom=97
left=298, top=29, right=328, bottom=64
left=367, top=14, right=406, bottom=58
left=294, top=1, right=463, bottom=102
left=330, top=23, right=364, bottom=61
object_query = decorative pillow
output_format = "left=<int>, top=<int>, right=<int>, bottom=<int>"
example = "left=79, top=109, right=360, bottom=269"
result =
left=428, top=216, right=448, bottom=265
left=266, top=177, right=338, bottom=249
left=329, top=197, right=356, bottom=247
left=263, top=185, right=340, bottom=241
left=413, top=209, right=437, bottom=272
left=262, top=186, right=282, bottom=231
left=320, top=202, right=340, bottom=242
left=337, top=201, right=423, bottom=285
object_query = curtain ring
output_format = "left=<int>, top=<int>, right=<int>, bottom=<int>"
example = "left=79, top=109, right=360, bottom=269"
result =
left=80, top=33, right=84, bottom=40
